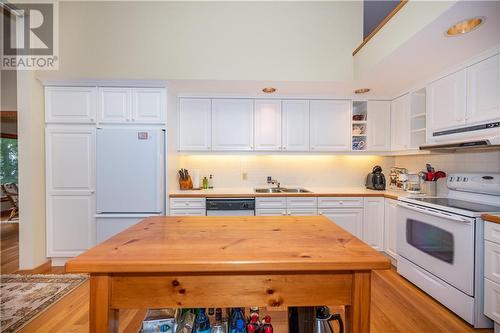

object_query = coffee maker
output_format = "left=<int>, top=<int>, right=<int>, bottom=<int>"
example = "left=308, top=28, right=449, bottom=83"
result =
left=366, top=165, right=386, bottom=190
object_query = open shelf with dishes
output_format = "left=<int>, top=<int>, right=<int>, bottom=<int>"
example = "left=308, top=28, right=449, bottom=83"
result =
left=409, top=89, right=426, bottom=149
left=352, top=101, right=368, bottom=151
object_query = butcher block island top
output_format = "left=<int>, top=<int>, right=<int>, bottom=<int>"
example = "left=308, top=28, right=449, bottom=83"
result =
left=66, top=216, right=390, bottom=273
left=66, top=216, right=391, bottom=333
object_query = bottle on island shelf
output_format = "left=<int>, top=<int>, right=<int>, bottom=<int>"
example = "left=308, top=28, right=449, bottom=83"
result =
left=235, top=319, right=247, bottom=333
left=262, top=315, right=273, bottom=333
left=230, top=308, right=245, bottom=333
left=247, top=314, right=259, bottom=333
left=194, top=308, right=211, bottom=333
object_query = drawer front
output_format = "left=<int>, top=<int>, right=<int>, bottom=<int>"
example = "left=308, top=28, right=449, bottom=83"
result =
left=318, top=197, right=363, bottom=208
left=287, top=209, right=318, bottom=216
left=256, top=197, right=287, bottom=209
left=485, top=221, right=500, bottom=244
left=485, top=240, right=500, bottom=284
left=484, top=278, right=500, bottom=323
left=286, top=197, right=318, bottom=209
left=170, top=209, right=206, bottom=216
left=170, top=198, right=206, bottom=209
left=256, top=209, right=287, bottom=216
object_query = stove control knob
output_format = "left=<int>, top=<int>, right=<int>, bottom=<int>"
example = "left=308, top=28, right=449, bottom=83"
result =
left=449, top=177, right=453, bottom=182
left=456, top=177, right=462, bottom=181
left=463, top=177, right=468, bottom=182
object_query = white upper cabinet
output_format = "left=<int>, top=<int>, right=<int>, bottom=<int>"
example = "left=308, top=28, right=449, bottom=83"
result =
left=212, top=99, right=254, bottom=151
left=254, top=100, right=282, bottom=151
left=427, top=70, right=467, bottom=132
left=391, top=94, right=410, bottom=151
left=98, top=87, right=131, bottom=123
left=310, top=100, right=351, bottom=151
left=466, top=54, right=500, bottom=125
left=46, top=127, right=95, bottom=193
left=98, top=87, right=165, bottom=124
left=45, top=87, right=97, bottom=123
left=132, top=88, right=166, bottom=124
left=178, top=98, right=212, bottom=151
left=282, top=100, right=310, bottom=151
left=367, top=100, right=391, bottom=151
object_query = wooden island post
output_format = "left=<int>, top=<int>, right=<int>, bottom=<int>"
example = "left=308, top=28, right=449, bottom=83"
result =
left=66, top=216, right=391, bottom=333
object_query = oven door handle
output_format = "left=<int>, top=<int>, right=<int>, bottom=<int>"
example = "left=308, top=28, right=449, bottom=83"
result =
left=397, top=202, right=472, bottom=224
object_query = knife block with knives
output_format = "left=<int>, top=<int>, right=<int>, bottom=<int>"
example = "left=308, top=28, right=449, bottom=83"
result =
left=178, top=168, right=193, bottom=190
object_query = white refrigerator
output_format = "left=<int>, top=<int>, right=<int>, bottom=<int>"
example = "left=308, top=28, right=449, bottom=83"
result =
left=96, top=128, right=165, bottom=242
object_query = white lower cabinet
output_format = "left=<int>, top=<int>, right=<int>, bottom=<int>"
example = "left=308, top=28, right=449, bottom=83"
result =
left=256, top=197, right=317, bottom=216
left=256, top=209, right=287, bottom=216
left=484, top=278, right=500, bottom=323
left=318, top=197, right=364, bottom=239
left=320, top=208, right=363, bottom=239
left=485, top=221, right=500, bottom=325
left=287, top=209, right=318, bottom=216
left=384, top=198, right=398, bottom=259
left=169, top=198, right=206, bottom=216
left=47, top=194, right=95, bottom=257
left=363, top=197, right=385, bottom=251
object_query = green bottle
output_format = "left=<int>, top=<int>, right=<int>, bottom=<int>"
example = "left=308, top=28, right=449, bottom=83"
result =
left=202, top=177, right=208, bottom=189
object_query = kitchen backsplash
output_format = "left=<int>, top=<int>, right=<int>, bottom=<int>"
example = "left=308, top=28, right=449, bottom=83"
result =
left=176, top=154, right=394, bottom=188
left=394, top=151, right=500, bottom=174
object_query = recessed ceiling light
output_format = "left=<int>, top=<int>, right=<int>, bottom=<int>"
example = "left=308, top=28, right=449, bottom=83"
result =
left=262, top=87, right=276, bottom=93
left=446, top=17, right=484, bottom=37
left=354, top=88, right=370, bottom=94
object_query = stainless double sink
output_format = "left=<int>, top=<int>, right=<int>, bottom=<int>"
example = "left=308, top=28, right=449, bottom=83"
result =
left=254, top=187, right=311, bottom=193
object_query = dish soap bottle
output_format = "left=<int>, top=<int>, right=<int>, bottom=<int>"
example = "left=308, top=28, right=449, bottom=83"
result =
left=194, top=308, right=211, bottom=333
left=208, top=174, right=214, bottom=189
left=202, top=176, right=208, bottom=189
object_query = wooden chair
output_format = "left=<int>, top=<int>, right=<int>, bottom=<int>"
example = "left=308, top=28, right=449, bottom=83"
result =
left=1, top=183, right=18, bottom=221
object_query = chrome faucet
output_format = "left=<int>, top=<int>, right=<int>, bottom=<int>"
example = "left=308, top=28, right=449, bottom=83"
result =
left=267, top=176, right=281, bottom=188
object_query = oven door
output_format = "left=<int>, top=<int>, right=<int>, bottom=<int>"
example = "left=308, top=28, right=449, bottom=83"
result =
left=397, top=201, right=475, bottom=295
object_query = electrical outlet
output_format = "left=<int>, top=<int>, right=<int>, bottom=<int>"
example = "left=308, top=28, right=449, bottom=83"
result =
left=242, top=172, right=248, bottom=181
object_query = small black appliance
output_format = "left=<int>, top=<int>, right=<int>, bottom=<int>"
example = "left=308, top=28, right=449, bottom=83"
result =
left=366, top=165, right=386, bottom=190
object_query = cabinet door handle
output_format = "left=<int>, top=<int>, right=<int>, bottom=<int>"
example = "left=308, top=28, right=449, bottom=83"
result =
left=132, top=118, right=136, bottom=122
left=126, top=118, right=130, bottom=122
left=319, top=211, right=323, bottom=215
left=90, top=117, right=95, bottom=122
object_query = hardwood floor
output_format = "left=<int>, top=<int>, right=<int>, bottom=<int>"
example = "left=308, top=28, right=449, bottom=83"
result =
left=1, top=222, right=19, bottom=274
left=12, top=266, right=493, bottom=333
left=1, top=229, right=493, bottom=332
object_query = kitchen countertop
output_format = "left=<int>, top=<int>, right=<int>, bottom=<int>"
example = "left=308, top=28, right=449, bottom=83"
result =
left=169, top=187, right=410, bottom=200
left=66, top=216, right=391, bottom=273
left=482, top=214, right=500, bottom=224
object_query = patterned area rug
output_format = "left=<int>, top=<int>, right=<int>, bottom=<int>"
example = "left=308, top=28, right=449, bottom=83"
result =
left=0, top=274, right=88, bottom=333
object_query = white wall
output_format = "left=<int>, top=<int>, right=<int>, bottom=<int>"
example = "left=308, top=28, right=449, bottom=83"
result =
left=177, top=154, right=394, bottom=189
left=17, top=71, right=47, bottom=269
left=38, top=1, right=362, bottom=82
left=1, top=70, right=17, bottom=111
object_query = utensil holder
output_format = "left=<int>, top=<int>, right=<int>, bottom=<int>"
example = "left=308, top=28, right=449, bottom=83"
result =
left=179, top=176, right=193, bottom=190
left=424, top=181, right=437, bottom=196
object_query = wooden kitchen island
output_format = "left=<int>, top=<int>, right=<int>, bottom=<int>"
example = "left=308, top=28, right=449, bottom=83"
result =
left=66, top=216, right=391, bottom=333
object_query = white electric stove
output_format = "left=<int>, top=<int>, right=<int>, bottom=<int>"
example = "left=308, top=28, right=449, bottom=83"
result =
left=397, top=173, right=500, bottom=328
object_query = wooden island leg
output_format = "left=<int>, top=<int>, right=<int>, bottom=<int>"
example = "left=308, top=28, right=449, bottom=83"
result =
left=90, top=274, right=119, bottom=333
left=345, top=271, right=371, bottom=333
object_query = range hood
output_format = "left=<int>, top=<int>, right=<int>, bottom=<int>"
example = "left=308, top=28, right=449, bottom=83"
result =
left=420, top=136, right=500, bottom=152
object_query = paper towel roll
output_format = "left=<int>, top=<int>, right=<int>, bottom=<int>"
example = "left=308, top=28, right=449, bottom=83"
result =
left=192, top=170, right=200, bottom=189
